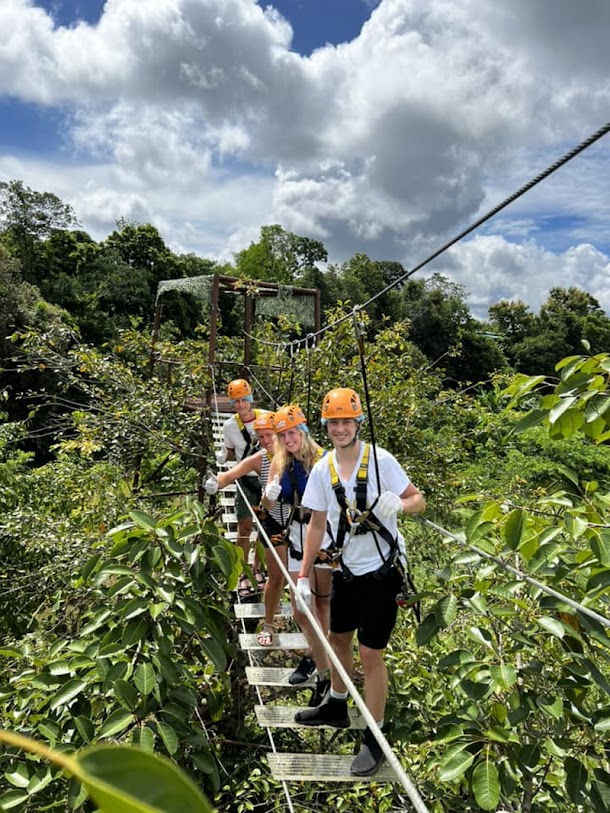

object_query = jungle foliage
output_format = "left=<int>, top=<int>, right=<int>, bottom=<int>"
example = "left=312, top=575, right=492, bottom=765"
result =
left=1, top=179, right=610, bottom=811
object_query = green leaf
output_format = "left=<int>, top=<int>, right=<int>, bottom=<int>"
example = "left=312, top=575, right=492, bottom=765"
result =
left=0, top=646, right=25, bottom=658
left=538, top=696, right=563, bottom=719
left=538, top=616, right=564, bottom=638
left=512, top=409, right=546, bottom=434
left=471, top=756, right=500, bottom=810
left=434, top=595, right=458, bottom=629
left=129, top=510, right=157, bottom=530
left=75, top=744, right=213, bottom=812
left=134, top=663, right=156, bottom=696
left=99, top=709, right=136, bottom=739
left=74, top=715, right=95, bottom=743
left=198, top=637, right=227, bottom=672
left=212, top=544, right=233, bottom=579
left=114, top=679, right=139, bottom=711
left=80, top=608, right=113, bottom=636
left=490, top=664, right=517, bottom=690
left=437, top=743, right=475, bottom=782
left=565, top=755, right=588, bottom=806
left=504, top=509, right=525, bottom=550
left=157, top=722, right=179, bottom=755
left=49, top=679, right=87, bottom=710
left=415, top=613, right=438, bottom=647
left=0, top=790, right=28, bottom=809
left=549, top=395, right=577, bottom=424
left=591, top=531, right=610, bottom=567
left=122, top=618, right=148, bottom=648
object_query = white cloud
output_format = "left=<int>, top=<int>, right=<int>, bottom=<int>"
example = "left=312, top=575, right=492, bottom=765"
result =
left=0, top=0, right=609, bottom=315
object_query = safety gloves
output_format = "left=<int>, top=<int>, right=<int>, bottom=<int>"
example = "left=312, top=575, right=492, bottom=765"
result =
left=376, top=491, right=404, bottom=519
left=264, top=475, right=282, bottom=502
left=296, top=577, right=312, bottom=609
left=215, top=449, right=227, bottom=466
left=204, top=473, right=219, bottom=495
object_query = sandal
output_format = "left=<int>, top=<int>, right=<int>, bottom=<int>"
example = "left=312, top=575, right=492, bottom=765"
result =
left=237, top=576, right=255, bottom=599
left=257, top=623, right=276, bottom=646
left=254, top=570, right=266, bottom=588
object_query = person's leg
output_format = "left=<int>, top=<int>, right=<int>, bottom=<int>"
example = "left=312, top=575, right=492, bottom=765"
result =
left=263, top=544, right=286, bottom=625
left=359, top=644, right=388, bottom=722
left=290, top=569, right=329, bottom=675
left=327, top=630, right=354, bottom=692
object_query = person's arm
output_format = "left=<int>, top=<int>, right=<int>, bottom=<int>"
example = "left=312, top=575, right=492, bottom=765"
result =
left=217, top=451, right=262, bottom=490
left=398, top=482, right=426, bottom=514
left=297, top=510, right=327, bottom=579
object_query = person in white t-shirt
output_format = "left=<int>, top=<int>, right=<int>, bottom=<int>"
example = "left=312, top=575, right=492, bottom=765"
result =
left=216, top=379, right=263, bottom=588
left=293, top=388, right=425, bottom=777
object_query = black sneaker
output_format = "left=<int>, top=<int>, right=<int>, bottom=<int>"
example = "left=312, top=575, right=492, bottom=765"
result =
left=294, top=697, right=349, bottom=728
left=308, top=677, right=331, bottom=707
left=350, top=727, right=385, bottom=776
left=288, top=655, right=315, bottom=685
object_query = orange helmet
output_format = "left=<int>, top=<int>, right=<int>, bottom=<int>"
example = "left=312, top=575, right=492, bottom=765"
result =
left=227, top=379, right=251, bottom=400
left=321, top=388, right=364, bottom=425
left=273, top=404, right=307, bottom=433
left=253, top=411, right=275, bottom=432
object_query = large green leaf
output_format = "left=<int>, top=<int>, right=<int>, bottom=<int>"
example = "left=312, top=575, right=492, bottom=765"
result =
left=471, top=756, right=500, bottom=810
left=503, top=509, right=525, bottom=550
left=76, top=745, right=213, bottom=812
left=565, top=755, right=588, bottom=806
left=437, top=743, right=474, bottom=782
left=49, top=679, right=87, bottom=710
left=490, top=664, right=517, bottom=690
left=434, top=595, right=458, bottom=629
left=134, top=663, right=156, bottom=696
left=128, top=511, right=157, bottom=530
left=199, top=638, right=227, bottom=672
left=99, top=709, right=135, bottom=739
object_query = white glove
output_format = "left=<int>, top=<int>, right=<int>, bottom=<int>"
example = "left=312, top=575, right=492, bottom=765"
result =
left=215, top=449, right=227, bottom=466
left=204, top=474, right=219, bottom=495
left=265, top=475, right=281, bottom=502
left=375, top=491, right=404, bottom=519
left=296, top=577, right=312, bottom=609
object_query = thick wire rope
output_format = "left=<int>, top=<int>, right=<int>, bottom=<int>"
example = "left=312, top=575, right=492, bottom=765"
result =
left=234, top=479, right=431, bottom=812
left=243, top=121, right=610, bottom=351
left=417, top=516, right=610, bottom=629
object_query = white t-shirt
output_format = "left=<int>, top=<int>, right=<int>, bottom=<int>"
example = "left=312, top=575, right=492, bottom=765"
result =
left=302, top=443, right=410, bottom=576
left=223, top=414, right=258, bottom=476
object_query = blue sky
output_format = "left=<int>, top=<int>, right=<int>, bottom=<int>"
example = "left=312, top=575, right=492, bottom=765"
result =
left=1, top=0, right=609, bottom=318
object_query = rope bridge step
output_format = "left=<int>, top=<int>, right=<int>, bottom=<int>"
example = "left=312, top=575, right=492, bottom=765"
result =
left=246, top=666, right=315, bottom=687
left=267, top=752, right=399, bottom=783
left=256, top=705, right=365, bottom=730
left=234, top=602, right=292, bottom=619
left=239, top=632, right=307, bottom=651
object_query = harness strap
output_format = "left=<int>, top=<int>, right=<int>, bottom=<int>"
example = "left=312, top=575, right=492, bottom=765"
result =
left=235, top=409, right=261, bottom=459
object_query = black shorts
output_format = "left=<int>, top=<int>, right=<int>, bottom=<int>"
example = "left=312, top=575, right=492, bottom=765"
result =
left=235, top=475, right=262, bottom=521
left=330, top=566, right=403, bottom=650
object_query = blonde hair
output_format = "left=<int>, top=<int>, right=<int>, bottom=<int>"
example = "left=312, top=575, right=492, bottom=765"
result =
left=272, top=429, right=323, bottom=481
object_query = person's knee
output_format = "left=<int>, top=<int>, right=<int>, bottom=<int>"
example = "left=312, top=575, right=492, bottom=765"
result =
left=360, top=644, right=384, bottom=672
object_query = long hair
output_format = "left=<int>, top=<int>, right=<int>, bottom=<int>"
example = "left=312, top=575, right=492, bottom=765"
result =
left=273, top=429, right=323, bottom=481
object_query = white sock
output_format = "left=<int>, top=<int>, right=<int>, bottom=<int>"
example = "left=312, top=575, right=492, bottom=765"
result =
left=330, top=689, right=348, bottom=700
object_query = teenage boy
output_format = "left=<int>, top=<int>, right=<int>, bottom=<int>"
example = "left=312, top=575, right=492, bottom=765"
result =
left=217, top=379, right=263, bottom=586
left=293, top=388, right=425, bottom=776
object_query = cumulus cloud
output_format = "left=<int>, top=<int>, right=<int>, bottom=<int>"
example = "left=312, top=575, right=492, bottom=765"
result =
left=0, top=0, right=608, bottom=315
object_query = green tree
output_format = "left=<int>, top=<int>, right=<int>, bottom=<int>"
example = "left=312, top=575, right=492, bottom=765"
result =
left=0, top=180, right=77, bottom=283
left=234, top=224, right=327, bottom=284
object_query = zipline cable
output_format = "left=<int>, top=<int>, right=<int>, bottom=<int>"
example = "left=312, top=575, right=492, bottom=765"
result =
left=242, top=121, right=610, bottom=351
left=234, top=478, right=431, bottom=812
left=418, top=516, right=610, bottom=629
